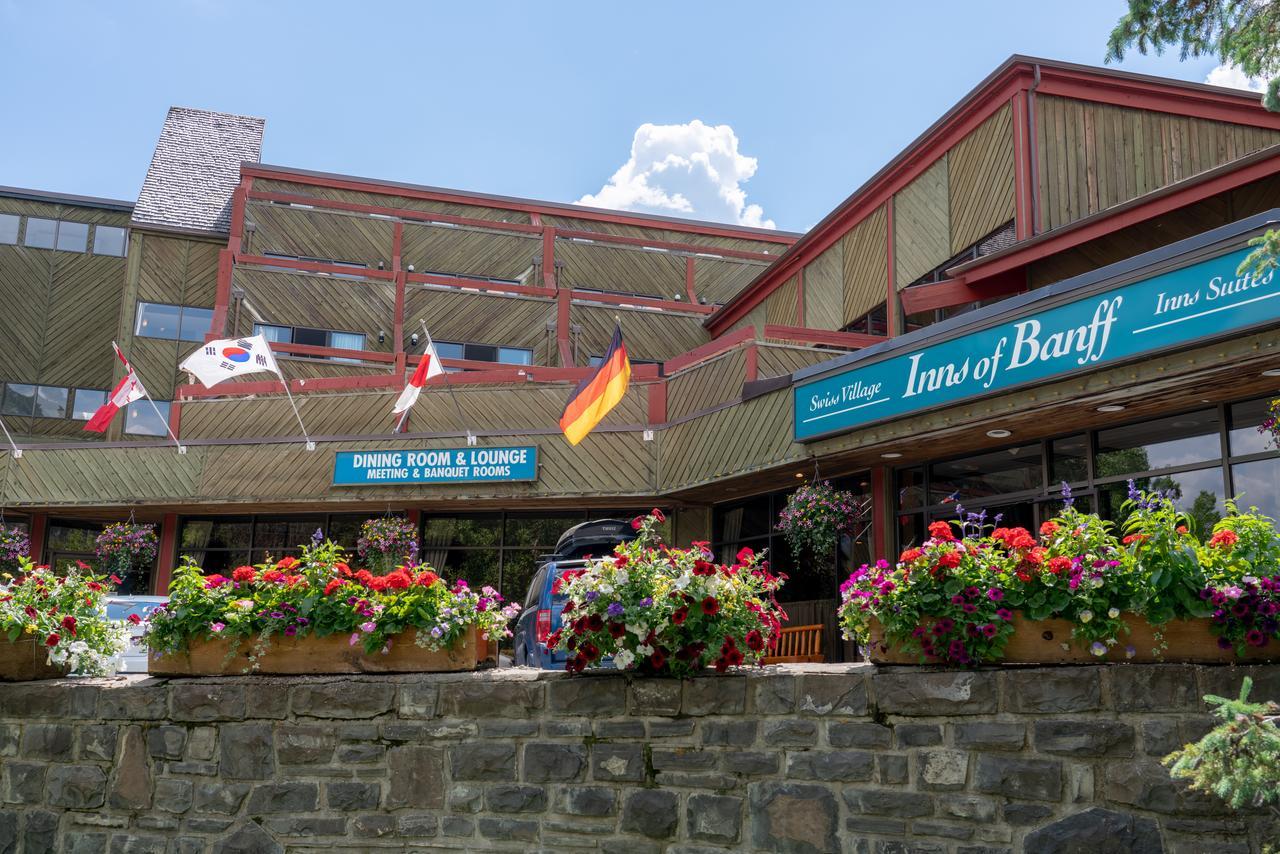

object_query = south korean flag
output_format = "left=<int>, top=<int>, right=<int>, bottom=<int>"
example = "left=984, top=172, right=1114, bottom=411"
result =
left=179, top=334, right=282, bottom=389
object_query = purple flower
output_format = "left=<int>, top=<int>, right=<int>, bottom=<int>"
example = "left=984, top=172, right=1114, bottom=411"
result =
left=987, top=588, right=1003, bottom=602
left=360, top=621, right=376, bottom=633
left=639, top=597, right=653, bottom=607
left=585, top=590, right=600, bottom=602
left=269, top=611, right=284, bottom=619
left=606, top=602, right=625, bottom=618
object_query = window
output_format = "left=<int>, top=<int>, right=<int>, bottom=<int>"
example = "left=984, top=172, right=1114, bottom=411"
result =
left=587, top=354, right=660, bottom=368
left=135, top=302, right=212, bottom=342
left=0, top=383, right=68, bottom=419
left=1, top=384, right=36, bottom=417
left=434, top=341, right=532, bottom=366
left=71, top=389, right=107, bottom=420
left=259, top=252, right=368, bottom=279
left=23, top=218, right=56, bottom=249
left=125, top=400, right=170, bottom=437
left=841, top=303, right=888, bottom=336
left=252, top=323, right=367, bottom=361
left=93, top=226, right=127, bottom=257
left=1095, top=410, right=1220, bottom=478
left=254, top=324, right=291, bottom=344
left=33, top=386, right=68, bottom=419
left=0, top=214, right=17, bottom=245
left=56, top=221, right=88, bottom=252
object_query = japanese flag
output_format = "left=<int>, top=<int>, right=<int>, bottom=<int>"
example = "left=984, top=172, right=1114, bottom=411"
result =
left=392, top=338, right=445, bottom=415
left=179, top=335, right=282, bottom=389
left=84, top=343, right=147, bottom=433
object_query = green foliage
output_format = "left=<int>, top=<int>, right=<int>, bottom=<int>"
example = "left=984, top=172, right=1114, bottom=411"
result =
left=1239, top=228, right=1280, bottom=281
left=1165, top=677, right=1280, bottom=811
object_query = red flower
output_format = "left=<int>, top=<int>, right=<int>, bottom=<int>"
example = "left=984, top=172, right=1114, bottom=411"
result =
left=231, top=567, right=256, bottom=583
left=935, top=550, right=962, bottom=570
left=586, top=614, right=604, bottom=632
left=608, top=622, right=625, bottom=639
left=87, top=581, right=102, bottom=592
left=323, top=579, right=344, bottom=596
left=650, top=508, right=666, bottom=523
left=649, top=649, right=667, bottom=670
left=580, top=642, right=600, bottom=661
left=261, top=570, right=285, bottom=584
left=61, top=615, right=77, bottom=635
left=1208, top=529, right=1239, bottom=549
left=1039, top=521, right=1059, bottom=536
left=630, top=517, right=644, bottom=530
left=562, top=601, right=575, bottom=615
left=1176, top=525, right=1189, bottom=535
left=109, top=575, right=122, bottom=585
left=45, top=633, right=60, bottom=647
left=928, top=521, right=956, bottom=542
left=126, top=613, right=142, bottom=625
left=745, top=630, right=764, bottom=652
left=23, top=605, right=37, bottom=620
left=1122, top=534, right=1148, bottom=546
left=671, top=607, right=688, bottom=625
left=335, top=562, right=352, bottom=577
left=613, top=554, right=629, bottom=568
left=693, top=560, right=716, bottom=577
left=75, top=560, right=90, bottom=571
left=701, top=596, right=720, bottom=616
left=1046, top=556, right=1072, bottom=575
left=736, top=547, right=754, bottom=563
left=726, top=647, right=744, bottom=666
left=416, top=571, right=440, bottom=587
left=899, top=548, right=922, bottom=563
left=276, top=556, right=299, bottom=570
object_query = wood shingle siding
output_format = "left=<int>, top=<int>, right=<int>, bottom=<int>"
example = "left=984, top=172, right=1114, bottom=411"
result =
left=694, top=256, right=769, bottom=306
left=1035, top=95, right=1280, bottom=231
left=658, top=389, right=800, bottom=491
left=402, top=223, right=538, bottom=283
left=948, top=103, right=1016, bottom=255
left=40, top=252, right=129, bottom=389
left=556, top=238, right=686, bottom=300
left=755, top=344, right=842, bottom=379
left=572, top=304, right=709, bottom=365
left=403, top=287, right=555, bottom=362
left=764, top=275, right=799, bottom=327
left=802, top=243, right=842, bottom=330
left=666, top=350, right=748, bottom=421
left=841, top=204, right=889, bottom=325
left=246, top=202, right=394, bottom=269
left=230, top=268, right=397, bottom=354
left=893, top=156, right=949, bottom=288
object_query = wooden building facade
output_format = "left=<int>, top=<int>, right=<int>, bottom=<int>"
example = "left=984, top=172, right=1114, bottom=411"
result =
left=4, top=60, right=1280, bottom=653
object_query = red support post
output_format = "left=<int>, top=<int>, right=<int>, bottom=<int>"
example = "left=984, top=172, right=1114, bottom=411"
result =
left=870, top=467, right=890, bottom=563
left=647, top=381, right=667, bottom=425
left=744, top=343, right=759, bottom=382
left=209, top=248, right=235, bottom=339
left=542, top=227, right=558, bottom=289
left=392, top=221, right=406, bottom=365
left=153, top=513, right=178, bottom=595
left=684, top=256, right=698, bottom=304
left=28, top=513, right=47, bottom=565
left=885, top=200, right=899, bottom=337
left=1011, top=92, right=1034, bottom=241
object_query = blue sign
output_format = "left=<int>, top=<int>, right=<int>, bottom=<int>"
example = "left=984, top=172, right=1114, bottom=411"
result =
left=333, top=446, right=538, bottom=485
left=794, top=247, right=1275, bottom=441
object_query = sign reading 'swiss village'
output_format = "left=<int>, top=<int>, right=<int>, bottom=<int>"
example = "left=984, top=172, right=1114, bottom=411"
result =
left=794, top=247, right=1274, bottom=441
left=333, top=446, right=538, bottom=485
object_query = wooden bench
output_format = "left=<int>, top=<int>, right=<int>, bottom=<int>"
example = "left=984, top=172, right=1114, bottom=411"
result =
left=761, top=624, right=825, bottom=664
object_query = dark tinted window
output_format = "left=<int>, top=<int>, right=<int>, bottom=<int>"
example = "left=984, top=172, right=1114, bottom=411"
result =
left=1095, top=410, right=1220, bottom=477
left=33, top=386, right=67, bottom=419
left=929, top=444, right=1043, bottom=505
left=1, top=384, right=35, bottom=417
left=1229, top=397, right=1274, bottom=457
left=1051, top=434, right=1089, bottom=484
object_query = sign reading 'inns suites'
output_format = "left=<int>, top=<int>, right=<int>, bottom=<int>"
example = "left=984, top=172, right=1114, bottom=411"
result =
left=794, top=247, right=1275, bottom=441
left=333, top=446, right=538, bottom=485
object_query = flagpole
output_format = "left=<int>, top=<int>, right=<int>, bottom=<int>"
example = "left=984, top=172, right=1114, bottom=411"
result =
left=140, top=388, right=186, bottom=455
left=276, top=374, right=315, bottom=451
left=420, top=320, right=474, bottom=445
left=0, top=415, right=21, bottom=459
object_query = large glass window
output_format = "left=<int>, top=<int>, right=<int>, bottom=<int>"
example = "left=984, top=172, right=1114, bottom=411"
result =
left=92, top=226, right=127, bottom=257
left=33, top=386, right=68, bottom=419
left=1231, top=457, right=1280, bottom=521
left=0, top=214, right=18, bottom=245
left=179, top=513, right=369, bottom=571
left=71, top=389, right=107, bottom=420
left=1095, top=410, right=1220, bottom=477
left=252, top=323, right=366, bottom=360
left=1, top=383, right=37, bottom=417
left=136, top=302, right=211, bottom=342
left=55, top=221, right=88, bottom=252
left=929, top=444, right=1043, bottom=506
left=22, top=218, right=57, bottom=249
left=435, top=341, right=533, bottom=366
left=125, top=401, right=170, bottom=437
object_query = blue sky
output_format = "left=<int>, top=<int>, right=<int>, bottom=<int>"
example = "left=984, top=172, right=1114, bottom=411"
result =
left=0, top=1, right=1250, bottom=232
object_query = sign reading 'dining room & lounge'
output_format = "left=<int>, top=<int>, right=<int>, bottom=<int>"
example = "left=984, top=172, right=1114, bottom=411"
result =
left=333, top=446, right=538, bottom=485
left=794, top=246, right=1275, bottom=441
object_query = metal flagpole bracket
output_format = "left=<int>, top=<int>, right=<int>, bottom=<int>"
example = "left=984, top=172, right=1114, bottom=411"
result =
left=9, top=450, right=19, bottom=460
left=305, top=441, right=317, bottom=452
left=466, top=431, right=477, bottom=447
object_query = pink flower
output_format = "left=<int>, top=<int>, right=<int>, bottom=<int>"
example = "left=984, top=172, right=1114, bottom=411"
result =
left=349, top=633, right=360, bottom=646
left=360, top=621, right=376, bottom=633
left=210, top=622, right=225, bottom=633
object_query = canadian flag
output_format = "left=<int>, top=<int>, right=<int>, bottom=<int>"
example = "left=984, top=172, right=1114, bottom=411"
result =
left=392, top=338, right=445, bottom=415
left=84, top=343, right=147, bottom=433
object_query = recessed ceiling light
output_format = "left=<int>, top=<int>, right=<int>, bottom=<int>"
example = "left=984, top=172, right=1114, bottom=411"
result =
left=881, top=452, right=903, bottom=459
left=795, top=472, right=805, bottom=478
left=986, top=429, right=1012, bottom=438
left=1263, top=369, right=1280, bottom=377
left=1096, top=404, right=1126, bottom=413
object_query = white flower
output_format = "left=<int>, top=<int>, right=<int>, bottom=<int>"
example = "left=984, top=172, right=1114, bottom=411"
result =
left=614, top=570, right=629, bottom=586
left=614, top=649, right=635, bottom=669
left=1090, top=576, right=1104, bottom=589
left=598, top=583, right=614, bottom=595
left=626, top=623, right=648, bottom=638
left=674, top=575, right=691, bottom=590
left=1108, top=607, right=1120, bottom=619
left=637, top=643, right=654, bottom=656
left=1079, top=610, right=1093, bottom=623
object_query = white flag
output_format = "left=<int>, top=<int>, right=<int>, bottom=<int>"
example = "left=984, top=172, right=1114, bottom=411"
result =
left=392, top=338, right=446, bottom=415
left=179, top=335, right=282, bottom=389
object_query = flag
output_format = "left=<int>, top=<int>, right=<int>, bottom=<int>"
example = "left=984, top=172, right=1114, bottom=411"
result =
left=392, top=338, right=445, bottom=415
left=84, top=343, right=147, bottom=433
left=179, top=335, right=281, bottom=389
left=559, top=322, right=630, bottom=445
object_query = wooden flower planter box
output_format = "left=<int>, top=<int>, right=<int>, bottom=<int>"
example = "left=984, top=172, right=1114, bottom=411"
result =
left=150, top=625, right=484, bottom=676
left=864, top=614, right=1280, bottom=665
left=0, top=638, right=70, bottom=682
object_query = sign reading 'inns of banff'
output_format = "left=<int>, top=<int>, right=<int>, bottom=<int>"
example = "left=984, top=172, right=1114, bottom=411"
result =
left=794, top=247, right=1272, bottom=441
left=333, top=446, right=538, bottom=485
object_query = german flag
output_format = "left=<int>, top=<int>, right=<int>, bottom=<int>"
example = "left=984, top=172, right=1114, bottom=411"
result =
left=559, top=322, right=631, bottom=445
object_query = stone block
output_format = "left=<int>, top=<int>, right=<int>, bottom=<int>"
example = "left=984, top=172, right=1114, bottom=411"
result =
left=477, top=816, right=539, bottom=842
left=591, top=743, right=645, bottom=782
left=557, top=786, right=618, bottom=817
left=2, top=763, right=44, bottom=805
left=109, top=727, right=152, bottom=810
left=1023, top=807, right=1163, bottom=853
left=352, top=813, right=397, bottom=838
left=146, top=725, right=187, bottom=759
left=974, top=755, right=1063, bottom=801
left=940, top=795, right=998, bottom=822
left=326, top=781, right=380, bottom=811
left=827, top=721, right=891, bottom=749
left=622, top=788, right=680, bottom=839
left=185, top=818, right=233, bottom=834
left=1104, top=759, right=1186, bottom=813
left=448, top=783, right=484, bottom=812
left=274, top=724, right=336, bottom=765
left=550, top=675, right=627, bottom=715
left=953, top=721, right=1025, bottom=751
left=336, top=743, right=383, bottom=764
left=1110, top=665, right=1201, bottom=711
left=524, top=742, right=587, bottom=782
left=245, top=782, right=318, bottom=813
left=154, top=779, right=192, bottom=814
left=0, top=811, right=14, bottom=854
left=193, top=781, right=249, bottom=814
left=218, top=724, right=274, bottom=780
left=630, top=679, right=681, bottom=716
left=397, top=814, right=438, bottom=837
left=843, top=787, right=934, bottom=817
left=212, top=822, right=282, bottom=854
left=21, top=723, right=73, bottom=759
left=702, top=719, right=758, bottom=746
left=874, top=671, right=995, bottom=716
left=724, top=750, right=779, bottom=775
left=1002, top=802, right=1053, bottom=826
left=877, top=754, right=909, bottom=785
left=896, top=723, right=943, bottom=747
left=289, top=682, right=395, bottom=718
left=0, top=683, right=94, bottom=718
left=79, top=724, right=118, bottom=761
left=440, top=816, right=474, bottom=837
left=0, top=724, right=17, bottom=756
left=46, top=764, right=107, bottom=809
left=438, top=680, right=543, bottom=718
left=170, top=684, right=245, bottom=722
left=749, top=781, right=840, bottom=854
left=1003, top=668, right=1102, bottom=713
left=237, top=685, right=289, bottom=720
left=107, top=833, right=167, bottom=854
left=1034, top=719, right=1135, bottom=757
left=786, top=750, right=874, bottom=782
left=595, top=719, right=644, bottom=739
left=387, top=745, right=445, bottom=807
left=846, top=816, right=908, bottom=836
left=920, top=749, right=969, bottom=789
left=66, top=831, right=107, bottom=854
left=652, top=747, right=718, bottom=771
left=545, top=719, right=592, bottom=738
left=753, top=674, right=796, bottom=714
left=1142, top=719, right=1181, bottom=757
left=486, top=783, right=547, bottom=813
left=797, top=673, right=868, bottom=716
left=450, top=742, right=516, bottom=782
left=684, top=677, right=747, bottom=715
left=648, top=718, right=695, bottom=738
left=687, top=793, right=743, bottom=843
left=262, top=817, right=347, bottom=837
left=762, top=719, right=816, bottom=747
left=913, top=819, right=976, bottom=840
left=21, top=810, right=59, bottom=853
left=398, top=683, right=438, bottom=718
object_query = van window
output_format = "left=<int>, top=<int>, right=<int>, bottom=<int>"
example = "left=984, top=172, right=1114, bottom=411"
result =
left=523, top=565, right=548, bottom=609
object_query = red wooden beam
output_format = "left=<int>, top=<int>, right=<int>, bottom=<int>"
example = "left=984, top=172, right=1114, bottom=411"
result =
left=762, top=325, right=885, bottom=349
left=744, top=343, right=759, bottom=382
left=570, top=291, right=714, bottom=315
left=1010, top=92, right=1034, bottom=241
left=542, top=227, right=557, bottom=289
left=647, top=380, right=667, bottom=425
left=235, top=253, right=396, bottom=281
left=247, top=189, right=544, bottom=236
left=407, top=272, right=556, bottom=299
left=153, top=513, right=178, bottom=595
left=555, top=227, right=780, bottom=262
left=228, top=176, right=252, bottom=251
left=898, top=269, right=1026, bottom=315
left=28, top=513, right=47, bottom=565
left=210, top=248, right=235, bottom=338
left=177, top=373, right=403, bottom=400
left=392, top=221, right=405, bottom=360
left=664, top=326, right=756, bottom=374
left=684, top=256, right=697, bottom=304
left=870, top=467, right=890, bottom=562
left=270, top=342, right=397, bottom=363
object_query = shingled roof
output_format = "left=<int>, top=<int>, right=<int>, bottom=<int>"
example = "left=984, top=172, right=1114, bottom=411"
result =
left=131, top=106, right=264, bottom=235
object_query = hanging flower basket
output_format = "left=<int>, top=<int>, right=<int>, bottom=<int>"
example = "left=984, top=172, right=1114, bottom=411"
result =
left=0, top=559, right=129, bottom=681
left=94, top=522, right=157, bottom=593
left=842, top=484, right=1280, bottom=667
left=1258, top=397, right=1280, bottom=450
left=144, top=540, right=517, bottom=676
left=357, top=517, right=419, bottom=574
left=0, top=525, right=30, bottom=575
left=778, top=481, right=860, bottom=561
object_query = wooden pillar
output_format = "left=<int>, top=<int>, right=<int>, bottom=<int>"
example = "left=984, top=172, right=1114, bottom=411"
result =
left=885, top=200, right=902, bottom=337
left=392, top=221, right=406, bottom=371
left=153, top=513, right=178, bottom=594
left=28, top=513, right=47, bottom=565
left=870, top=467, right=893, bottom=563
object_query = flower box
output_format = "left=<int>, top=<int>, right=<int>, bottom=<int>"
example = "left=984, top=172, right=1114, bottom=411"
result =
left=150, top=625, right=482, bottom=676
left=0, top=637, right=71, bottom=681
left=864, top=614, right=1280, bottom=665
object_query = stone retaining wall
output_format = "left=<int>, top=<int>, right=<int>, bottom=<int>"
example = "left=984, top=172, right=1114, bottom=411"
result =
left=0, top=663, right=1276, bottom=853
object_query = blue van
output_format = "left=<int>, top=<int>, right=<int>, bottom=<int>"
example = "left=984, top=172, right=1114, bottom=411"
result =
left=513, top=519, right=636, bottom=669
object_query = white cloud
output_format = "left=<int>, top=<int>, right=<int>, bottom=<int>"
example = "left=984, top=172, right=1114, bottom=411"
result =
left=576, top=120, right=775, bottom=229
left=1205, top=62, right=1266, bottom=93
